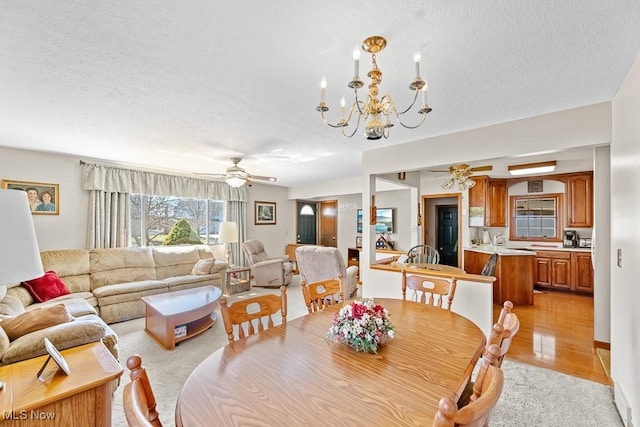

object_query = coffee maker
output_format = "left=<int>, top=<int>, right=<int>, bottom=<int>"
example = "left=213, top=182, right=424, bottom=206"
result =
left=563, top=230, right=578, bottom=248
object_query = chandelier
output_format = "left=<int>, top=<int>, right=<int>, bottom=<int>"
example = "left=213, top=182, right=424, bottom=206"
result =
left=316, top=36, right=432, bottom=140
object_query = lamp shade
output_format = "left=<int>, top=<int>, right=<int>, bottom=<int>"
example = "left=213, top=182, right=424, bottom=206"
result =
left=0, top=190, right=44, bottom=285
left=218, top=222, right=238, bottom=244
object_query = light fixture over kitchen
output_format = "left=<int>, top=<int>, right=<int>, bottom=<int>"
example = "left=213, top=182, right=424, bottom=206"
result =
left=508, top=160, right=557, bottom=176
left=316, top=36, right=432, bottom=140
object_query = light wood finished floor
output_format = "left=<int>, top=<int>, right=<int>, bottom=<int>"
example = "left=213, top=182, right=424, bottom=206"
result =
left=493, top=290, right=609, bottom=385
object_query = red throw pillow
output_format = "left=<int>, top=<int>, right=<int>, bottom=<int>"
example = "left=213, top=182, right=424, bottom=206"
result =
left=22, top=271, right=71, bottom=303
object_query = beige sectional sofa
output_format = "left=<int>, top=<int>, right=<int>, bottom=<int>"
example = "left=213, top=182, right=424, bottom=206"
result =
left=0, top=244, right=227, bottom=365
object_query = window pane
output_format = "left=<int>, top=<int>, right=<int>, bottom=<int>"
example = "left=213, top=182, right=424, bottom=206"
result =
left=130, top=194, right=224, bottom=247
left=511, top=194, right=561, bottom=241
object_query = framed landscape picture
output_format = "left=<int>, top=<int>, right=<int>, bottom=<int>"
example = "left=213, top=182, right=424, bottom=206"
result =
left=1, top=179, right=60, bottom=215
left=255, top=201, right=276, bottom=225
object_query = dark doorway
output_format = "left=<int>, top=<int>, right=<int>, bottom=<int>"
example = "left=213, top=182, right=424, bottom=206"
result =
left=437, top=205, right=458, bottom=267
left=296, top=201, right=317, bottom=244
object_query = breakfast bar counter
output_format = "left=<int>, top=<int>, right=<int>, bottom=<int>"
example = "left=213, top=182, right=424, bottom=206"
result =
left=464, top=247, right=535, bottom=305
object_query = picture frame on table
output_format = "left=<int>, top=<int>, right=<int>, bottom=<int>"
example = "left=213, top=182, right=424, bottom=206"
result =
left=255, top=201, right=276, bottom=225
left=1, top=179, right=60, bottom=215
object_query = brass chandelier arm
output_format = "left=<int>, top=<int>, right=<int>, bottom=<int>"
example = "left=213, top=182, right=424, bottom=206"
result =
left=392, top=108, right=428, bottom=130
left=341, top=113, right=362, bottom=138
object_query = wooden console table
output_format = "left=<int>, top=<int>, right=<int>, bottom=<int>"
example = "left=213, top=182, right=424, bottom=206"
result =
left=0, top=342, right=122, bottom=426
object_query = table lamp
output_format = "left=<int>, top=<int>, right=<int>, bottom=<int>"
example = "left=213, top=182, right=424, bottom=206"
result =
left=0, top=190, right=44, bottom=286
left=218, top=221, right=238, bottom=265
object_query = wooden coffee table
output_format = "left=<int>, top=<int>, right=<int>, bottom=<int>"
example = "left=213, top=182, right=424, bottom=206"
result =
left=142, top=286, right=222, bottom=350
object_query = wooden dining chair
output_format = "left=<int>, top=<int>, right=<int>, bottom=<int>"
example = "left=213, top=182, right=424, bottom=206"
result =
left=494, top=301, right=520, bottom=367
left=401, top=270, right=457, bottom=310
left=459, top=302, right=519, bottom=408
left=220, top=285, right=287, bottom=343
left=301, top=278, right=344, bottom=314
left=123, top=354, right=162, bottom=427
left=433, top=345, right=504, bottom=427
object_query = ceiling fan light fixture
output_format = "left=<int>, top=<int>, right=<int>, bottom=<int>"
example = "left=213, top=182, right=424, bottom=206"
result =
left=442, top=178, right=455, bottom=190
left=508, top=160, right=556, bottom=176
left=225, top=176, right=247, bottom=187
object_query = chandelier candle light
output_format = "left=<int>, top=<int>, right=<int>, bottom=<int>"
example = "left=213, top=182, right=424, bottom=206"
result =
left=317, top=36, right=432, bottom=140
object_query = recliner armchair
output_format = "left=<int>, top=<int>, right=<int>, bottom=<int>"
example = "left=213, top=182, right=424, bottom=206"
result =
left=295, top=246, right=358, bottom=298
left=242, top=240, right=293, bottom=288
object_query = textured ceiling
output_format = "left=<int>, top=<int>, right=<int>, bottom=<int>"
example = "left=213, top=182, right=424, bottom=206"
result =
left=1, top=1, right=639, bottom=187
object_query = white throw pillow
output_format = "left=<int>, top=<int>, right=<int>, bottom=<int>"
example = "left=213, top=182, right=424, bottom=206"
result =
left=191, top=258, right=215, bottom=275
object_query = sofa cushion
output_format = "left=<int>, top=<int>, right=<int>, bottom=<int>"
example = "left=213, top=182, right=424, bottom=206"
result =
left=0, top=304, right=74, bottom=341
left=191, top=258, right=215, bottom=275
left=163, top=274, right=221, bottom=290
left=153, top=246, right=203, bottom=279
left=92, top=280, right=167, bottom=299
left=1, top=319, right=106, bottom=364
left=22, top=271, right=71, bottom=303
left=34, top=297, right=98, bottom=318
left=90, top=248, right=156, bottom=288
left=40, top=249, right=92, bottom=293
left=0, top=294, right=25, bottom=319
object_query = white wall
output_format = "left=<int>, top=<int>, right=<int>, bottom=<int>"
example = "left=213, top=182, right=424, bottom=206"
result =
left=593, top=145, right=611, bottom=345
left=245, top=182, right=293, bottom=259
left=611, top=53, right=640, bottom=426
left=0, top=147, right=88, bottom=251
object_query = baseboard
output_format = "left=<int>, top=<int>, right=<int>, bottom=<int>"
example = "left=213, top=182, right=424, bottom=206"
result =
left=594, top=340, right=611, bottom=350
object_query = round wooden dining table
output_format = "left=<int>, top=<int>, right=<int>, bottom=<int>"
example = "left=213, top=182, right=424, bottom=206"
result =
left=175, top=298, right=486, bottom=426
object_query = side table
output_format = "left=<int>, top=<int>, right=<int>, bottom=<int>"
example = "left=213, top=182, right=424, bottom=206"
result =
left=226, top=266, right=251, bottom=295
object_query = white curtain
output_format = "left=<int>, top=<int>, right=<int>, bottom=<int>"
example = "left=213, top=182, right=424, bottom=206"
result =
left=87, top=190, right=130, bottom=249
left=227, top=201, right=247, bottom=266
left=81, top=162, right=249, bottom=249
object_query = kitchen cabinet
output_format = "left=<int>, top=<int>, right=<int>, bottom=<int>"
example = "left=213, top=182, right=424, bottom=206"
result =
left=468, top=176, right=508, bottom=227
left=464, top=249, right=534, bottom=305
left=534, top=250, right=593, bottom=294
left=566, top=172, right=593, bottom=227
left=571, top=252, right=594, bottom=293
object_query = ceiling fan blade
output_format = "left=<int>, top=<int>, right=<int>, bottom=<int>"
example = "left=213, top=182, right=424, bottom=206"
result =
left=194, top=173, right=226, bottom=178
left=470, top=165, right=493, bottom=172
left=248, top=174, right=277, bottom=182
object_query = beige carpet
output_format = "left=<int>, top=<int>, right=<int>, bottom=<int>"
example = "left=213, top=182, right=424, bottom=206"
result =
left=110, top=277, right=622, bottom=427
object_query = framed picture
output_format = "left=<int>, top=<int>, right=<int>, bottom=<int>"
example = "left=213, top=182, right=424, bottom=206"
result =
left=1, top=179, right=60, bottom=215
left=356, top=236, right=363, bottom=248
left=255, top=201, right=276, bottom=225
left=527, top=180, right=543, bottom=193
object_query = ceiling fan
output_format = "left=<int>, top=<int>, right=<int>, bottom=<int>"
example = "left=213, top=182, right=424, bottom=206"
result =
left=429, top=163, right=492, bottom=190
left=199, top=157, right=277, bottom=187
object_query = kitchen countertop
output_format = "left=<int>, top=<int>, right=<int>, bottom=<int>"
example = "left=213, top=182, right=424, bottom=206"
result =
left=464, top=245, right=592, bottom=255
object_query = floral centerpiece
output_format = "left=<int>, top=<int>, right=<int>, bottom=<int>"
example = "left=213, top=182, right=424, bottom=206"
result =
left=325, top=299, right=394, bottom=353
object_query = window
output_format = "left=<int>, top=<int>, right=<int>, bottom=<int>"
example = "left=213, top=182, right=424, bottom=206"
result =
left=130, top=195, right=224, bottom=247
left=509, top=193, right=562, bottom=242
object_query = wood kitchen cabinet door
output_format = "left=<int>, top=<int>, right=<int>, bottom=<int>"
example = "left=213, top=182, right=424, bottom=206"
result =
left=486, top=179, right=507, bottom=227
left=571, top=252, right=594, bottom=292
left=550, top=258, right=572, bottom=290
left=535, top=257, right=552, bottom=286
left=566, top=172, right=593, bottom=227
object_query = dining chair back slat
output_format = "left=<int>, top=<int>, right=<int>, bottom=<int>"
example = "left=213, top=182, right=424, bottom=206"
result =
left=402, top=271, right=457, bottom=310
left=220, top=286, right=287, bottom=342
left=301, top=278, right=344, bottom=314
